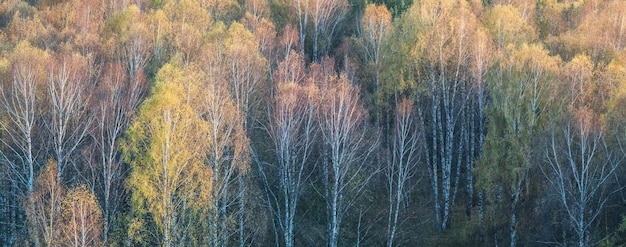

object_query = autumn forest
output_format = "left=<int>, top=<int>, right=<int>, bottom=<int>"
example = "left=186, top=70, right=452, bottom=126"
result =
left=1, top=0, right=626, bottom=246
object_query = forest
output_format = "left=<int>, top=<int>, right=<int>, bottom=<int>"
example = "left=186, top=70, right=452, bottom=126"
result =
left=1, top=0, right=626, bottom=246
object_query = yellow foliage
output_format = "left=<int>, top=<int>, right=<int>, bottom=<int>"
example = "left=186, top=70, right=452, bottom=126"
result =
left=126, top=61, right=214, bottom=241
left=486, top=5, right=537, bottom=49
left=60, top=185, right=103, bottom=247
left=360, top=3, right=392, bottom=63
left=29, top=160, right=65, bottom=247
left=7, top=10, right=48, bottom=45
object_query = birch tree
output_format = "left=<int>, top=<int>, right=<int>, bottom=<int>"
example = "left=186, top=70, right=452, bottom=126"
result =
left=60, top=184, right=104, bottom=247
left=399, top=0, right=482, bottom=231
left=90, top=62, right=145, bottom=244
left=224, top=22, right=268, bottom=128
left=28, top=160, right=65, bottom=247
left=264, top=51, right=317, bottom=247
left=315, top=58, right=378, bottom=247
left=310, top=0, right=348, bottom=61
left=200, top=74, right=249, bottom=247
left=476, top=43, right=560, bottom=246
left=116, top=5, right=153, bottom=80
left=386, top=98, right=421, bottom=247
left=45, top=53, right=93, bottom=184
left=0, top=42, right=48, bottom=246
left=199, top=28, right=253, bottom=246
left=359, top=3, right=391, bottom=89
left=540, top=54, right=619, bottom=247
left=124, top=62, right=213, bottom=246
left=292, top=0, right=310, bottom=54
left=543, top=110, right=620, bottom=247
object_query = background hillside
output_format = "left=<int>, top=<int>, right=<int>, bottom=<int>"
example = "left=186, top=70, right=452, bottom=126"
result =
left=1, top=0, right=626, bottom=246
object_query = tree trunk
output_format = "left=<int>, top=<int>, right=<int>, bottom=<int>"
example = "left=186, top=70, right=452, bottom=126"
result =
left=238, top=175, right=246, bottom=247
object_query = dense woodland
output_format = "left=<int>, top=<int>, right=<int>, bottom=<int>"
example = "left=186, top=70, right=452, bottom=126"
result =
left=1, top=0, right=626, bottom=246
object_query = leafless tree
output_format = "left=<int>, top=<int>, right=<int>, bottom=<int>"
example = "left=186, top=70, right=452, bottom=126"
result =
left=293, top=0, right=310, bottom=54
left=89, top=63, right=145, bottom=244
left=198, top=78, right=249, bottom=247
left=310, top=0, right=348, bottom=61
left=315, top=58, right=378, bottom=247
left=0, top=43, right=47, bottom=246
left=45, top=53, right=93, bottom=184
left=263, top=51, right=316, bottom=247
left=386, top=98, right=422, bottom=247
left=543, top=111, right=621, bottom=247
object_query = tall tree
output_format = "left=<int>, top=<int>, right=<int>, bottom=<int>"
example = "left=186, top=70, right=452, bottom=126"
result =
left=115, top=5, right=153, bottom=80
left=359, top=3, right=391, bottom=91
left=543, top=110, right=620, bottom=247
left=124, top=62, right=213, bottom=246
left=315, top=58, right=378, bottom=247
left=540, top=54, right=619, bottom=247
left=293, top=0, right=310, bottom=54
left=263, top=51, right=317, bottom=247
left=224, top=22, right=268, bottom=246
left=392, top=0, right=484, bottom=231
left=310, top=0, right=348, bottom=61
left=476, top=43, right=560, bottom=246
left=162, top=0, right=212, bottom=65
left=224, top=21, right=267, bottom=130
left=485, top=4, right=537, bottom=50
left=45, top=52, right=93, bottom=184
left=89, top=62, right=145, bottom=245
left=198, top=27, right=253, bottom=246
left=0, top=42, right=48, bottom=246
left=199, top=65, right=250, bottom=247
left=385, top=98, right=421, bottom=247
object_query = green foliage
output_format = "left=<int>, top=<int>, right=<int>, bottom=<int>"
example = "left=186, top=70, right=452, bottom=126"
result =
left=150, top=0, right=164, bottom=9
left=478, top=43, right=556, bottom=186
left=268, top=0, right=289, bottom=32
left=599, top=215, right=626, bottom=246
left=370, top=0, right=412, bottom=17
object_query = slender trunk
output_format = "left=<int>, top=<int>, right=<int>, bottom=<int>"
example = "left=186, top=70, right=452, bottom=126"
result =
left=478, top=189, right=484, bottom=224
left=210, top=210, right=219, bottom=247
left=329, top=159, right=340, bottom=247
left=388, top=175, right=402, bottom=247
left=220, top=185, right=228, bottom=247
left=28, top=191, right=39, bottom=247
left=386, top=200, right=393, bottom=247
left=286, top=175, right=295, bottom=247
left=297, top=0, right=308, bottom=55
left=56, top=142, right=64, bottom=185
left=313, top=28, right=319, bottom=62
left=510, top=183, right=521, bottom=247
left=211, top=167, right=220, bottom=247
left=356, top=211, right=362, bottom=247
left=324, top=148, right=331, bottom=247
left=238, top=175, right=245, bottom=247
left=451, top=110, right=464, bottom=209
left=27, top=135, right=39, bottom=247
left=102, top=156, right=111, bottom=246
left=386, top=147, right=394, bottom=246
left=430, top=96, right=441, bottom=230
left=578, top=204, right=585, bottom=247
left=466, top=102, right=475, bottom=217
left=103, top=216, right=109, bottom=246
